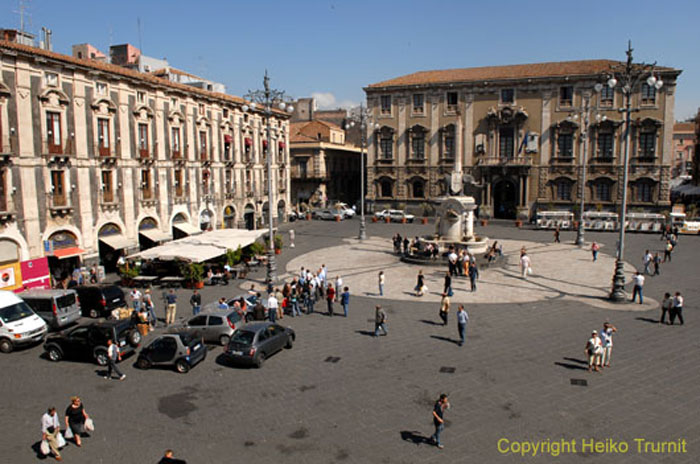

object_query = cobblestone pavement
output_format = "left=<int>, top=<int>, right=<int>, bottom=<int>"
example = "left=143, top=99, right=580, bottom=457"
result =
left=1, top=219, right=698, bottom=463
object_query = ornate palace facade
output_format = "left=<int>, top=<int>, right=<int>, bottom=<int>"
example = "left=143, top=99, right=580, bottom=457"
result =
left=0, top=40, right=290, bottom=275
left=364, top=60, right=681, bottom=219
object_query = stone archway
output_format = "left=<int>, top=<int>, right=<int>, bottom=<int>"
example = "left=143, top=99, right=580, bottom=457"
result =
left=244, top=204, right=256, bottom=231
left=223, top=205, right=237, bottom=229
left=277, top=200, right=286, bottom=224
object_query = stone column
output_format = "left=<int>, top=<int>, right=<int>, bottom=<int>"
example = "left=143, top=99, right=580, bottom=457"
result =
left=463, top=94, right=474, bottom=169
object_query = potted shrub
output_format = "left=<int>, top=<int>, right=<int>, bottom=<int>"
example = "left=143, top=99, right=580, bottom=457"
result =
left=273, top=234, right=284, bottom=254
left=180, top=262, right=204, bottom=289
left=225, top=246, right=243, bottom=267
left=514, top=219, right=523, bottom=228
left=421, top=202, right=434, bottom=224
left=120, top=266, right=138, bottom=287
left=385, top=216, right=391, bottom=223
left=372, top=216, right=378, bottom=223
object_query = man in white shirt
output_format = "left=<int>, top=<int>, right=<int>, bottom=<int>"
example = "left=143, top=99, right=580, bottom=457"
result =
left=335, top=275, right=343, bottom=300
left=520, top=252, right=532, bottom=279
left=130, top=288, right=142, bottom=312
left=670, top=292, right=684, bottom=325
left=642, top=250, right=653, bottom=275
left=267, top=293, right=279, bottom=323
left=106, top=339, right=126, bottom=381
left=447, top=250, right=458, bottom=276
left=319, top=264, right=327, bottom=284
left=631, top=272, right=645, bottom=304
left=41, top=407, right=62, bottom=460
left=600, top=322, right=617, bottom=368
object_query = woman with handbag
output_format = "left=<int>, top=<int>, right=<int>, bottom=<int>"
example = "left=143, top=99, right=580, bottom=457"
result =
left=415, top=270, right=426, bottom=297
left=64, top=396, right=89, bottom=447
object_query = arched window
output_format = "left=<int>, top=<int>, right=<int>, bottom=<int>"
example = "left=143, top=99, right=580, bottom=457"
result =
left=412, top=179, right=425, bottom=199
left=379, top=179, right=393, bottom=198
left=555, top=179, right=572, bottom=201
left=635, top=180, right=654, bottom=203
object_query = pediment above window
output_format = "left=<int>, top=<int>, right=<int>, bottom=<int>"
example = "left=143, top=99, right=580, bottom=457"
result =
left=408, top=124, right=428, bottom=134
left=486, top=106, right=528, bottom=124
left=168, top=110, right=185, bottom=123
left=38, top=87, right=70, bottom=105
left=132, top=104, right=154, bottom=119
left=91, top=97, right=117, bottom=113
left=634, top=117, right=663, bottom=128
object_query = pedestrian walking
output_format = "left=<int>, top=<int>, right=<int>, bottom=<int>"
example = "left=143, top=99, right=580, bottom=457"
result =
left=585, top=330, right=603, bottom=372
left=443, top=272, right=452, bottom=296
left=217, top=297, right=229, bottom=310
left=447, top=249, right=458, bottom=276
left=643, top=250, right=653, bottom=275
left=663, top=239, right=673, bottom=262
left=289, top=229, right=295, bottom=248
left=143, top=289, right=156, bottom=329
left=335, top=275, right=343, bottom=299
left=553, top=226, right=560, bottom=243
left=468, top=261, right=479, bottom=292
left=41, top=407, right=63, bottom=461
left=631, top=272, right=644, bottom=304
left=415, top=270, right=426, bottom=297
left=267, top=292, right=278, bottom=322
left=374, top=305, right=388, bottom=336
left=340, top=287, right=350, bottom=317
left=456, top=305, right=468, bottom=346
left=105, top=339, right=125, bottom=380
left=189, top=290, right=201, bottom=316
left=64, top=396, right=89, bottom=447
left=591, top=241, right=600, bottom=261
left=130, top=288, right=142, bottom=312
left=326, top=284, right=336, bottom=316
left=653, top=252, right=661, bottom=276
left=165, top=289, right=177, bottom=325
left=378, top=271, right=385, bottom=296
left=600, top=322, right=617, bottom=368
left=159, top=449, right=187, bottom=464
left=660, top=292, right=673, bottom=324
left=439, top=293, right=450, bottom=326
left=430, top=394, right=450, bottom=449
left=670, top=291, right=684, bottom=325
left=520, top=250, right=532, bottom=279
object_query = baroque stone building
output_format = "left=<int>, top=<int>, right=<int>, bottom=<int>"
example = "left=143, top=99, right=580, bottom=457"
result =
left=0, top=40, right=290, bottom=277
left=364, top=59, right=681, bottom=219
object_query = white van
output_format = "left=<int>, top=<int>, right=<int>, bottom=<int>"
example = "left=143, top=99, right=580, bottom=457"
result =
left=0, top=290, right=48, bottom=353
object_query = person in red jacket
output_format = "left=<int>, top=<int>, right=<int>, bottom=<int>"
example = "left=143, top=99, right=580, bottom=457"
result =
left=326, top=284, right=336, bottom=317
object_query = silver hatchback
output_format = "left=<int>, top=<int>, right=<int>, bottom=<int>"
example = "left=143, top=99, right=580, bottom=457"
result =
left=168, top=309, right=243, bottom=346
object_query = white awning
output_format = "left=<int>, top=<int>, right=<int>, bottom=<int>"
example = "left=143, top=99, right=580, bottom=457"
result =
left=127, top=229, right=266, bottom=263
left=173, top=222, right=202, bottom=236
left=99, top=234, right=134, bottom=250
left=139, top=229, right=172, bottom=243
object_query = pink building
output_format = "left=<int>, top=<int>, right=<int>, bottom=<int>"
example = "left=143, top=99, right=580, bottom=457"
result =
left=673, top=122, right=695, bottom=177
left=71, top=43, right=107, bottom=61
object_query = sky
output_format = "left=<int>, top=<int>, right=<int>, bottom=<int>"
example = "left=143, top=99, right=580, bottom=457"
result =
left=3, top=0, right=699, bottom=120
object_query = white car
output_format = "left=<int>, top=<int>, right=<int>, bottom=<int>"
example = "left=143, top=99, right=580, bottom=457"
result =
left=334, top=203, right=356, bottom=218
left=374, top=209, right=415, bottom=223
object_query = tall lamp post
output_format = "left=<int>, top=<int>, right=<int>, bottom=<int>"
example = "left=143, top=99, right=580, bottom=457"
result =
left=244, top=71, right=294, bottom=290
left=573, top=90, right=604, bottom=246
left=346, top=103, right=379, bottom=240
left=608, top=42, right=663, bottom=301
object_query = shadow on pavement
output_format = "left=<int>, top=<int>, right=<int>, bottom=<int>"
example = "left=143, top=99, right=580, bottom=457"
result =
left=31, top=441, right=48, bottom=460
left=636, top=317, right=661, bottom=324
left=563, top=357, right=587, bottom=365
left=355, top=330, right=376, bottom=337
left=430, top=335, right=460, bottom=345
left=400, top=430, right=432, bottom=446
left=419, top=319, right=443, bottom=326
left=555, top=360, right=588, bottom=371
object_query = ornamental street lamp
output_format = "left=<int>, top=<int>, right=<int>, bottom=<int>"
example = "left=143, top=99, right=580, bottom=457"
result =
left=607, top=42, right=663, bottom=302
left=346, top=103, right=379, bottom=240
left=571, top=89, right=604, bottom=247
left=243, top=71, right=294, bottom=290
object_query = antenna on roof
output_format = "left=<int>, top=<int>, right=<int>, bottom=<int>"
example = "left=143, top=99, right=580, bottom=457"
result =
left=137, top=16, right=143, bottom=53
left=14, top=0, right=32, bottom=35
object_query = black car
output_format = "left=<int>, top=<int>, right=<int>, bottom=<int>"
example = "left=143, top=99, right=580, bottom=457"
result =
left=44, top=319, right=141, bottom=366
left=136, top=333, right=206, bottom=373
left=223, top=322, right=295, bottom=368
left=74, top=285, right=127, bottom=319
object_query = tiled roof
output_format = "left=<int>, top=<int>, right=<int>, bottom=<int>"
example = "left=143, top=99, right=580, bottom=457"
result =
left=151, top=67, right=204, bottom=81
left=290, top=120, right=346, bottom=143
left=366, top=59, right=679, bottom=89
left=0, top=40, right=287, bottom=116
left=673, top=122, right=695, bottom=133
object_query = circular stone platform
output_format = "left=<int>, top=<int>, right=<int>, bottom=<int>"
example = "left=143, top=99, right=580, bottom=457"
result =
left=283, top=236, right=657, bottom=311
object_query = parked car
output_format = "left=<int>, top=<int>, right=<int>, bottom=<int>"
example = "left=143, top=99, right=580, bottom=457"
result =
left=74, top=285, right=127, bottom=319
left=223, top=322, right=295, bottom=368
left=374, top=209, right=415, bottom=223
left=20, top=289, right=82, bottom=330
left=334, top=203, right=356, bottom=218
left=136, top=333, right=206, bottom=373
left=313, top=209, right=337, bottom=220
left=168, top=309, right=243, bottom=346
left=43, top=319, right=141, bottom=365
left=0, top=290, right=48, bottom=353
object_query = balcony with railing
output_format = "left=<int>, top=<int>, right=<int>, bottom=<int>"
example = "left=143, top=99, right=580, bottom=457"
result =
left=138, top=142, right=157, bottom=163
left=478, top=154, right=532, bottom=166
left=42, top=138, right=75, bottom=162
